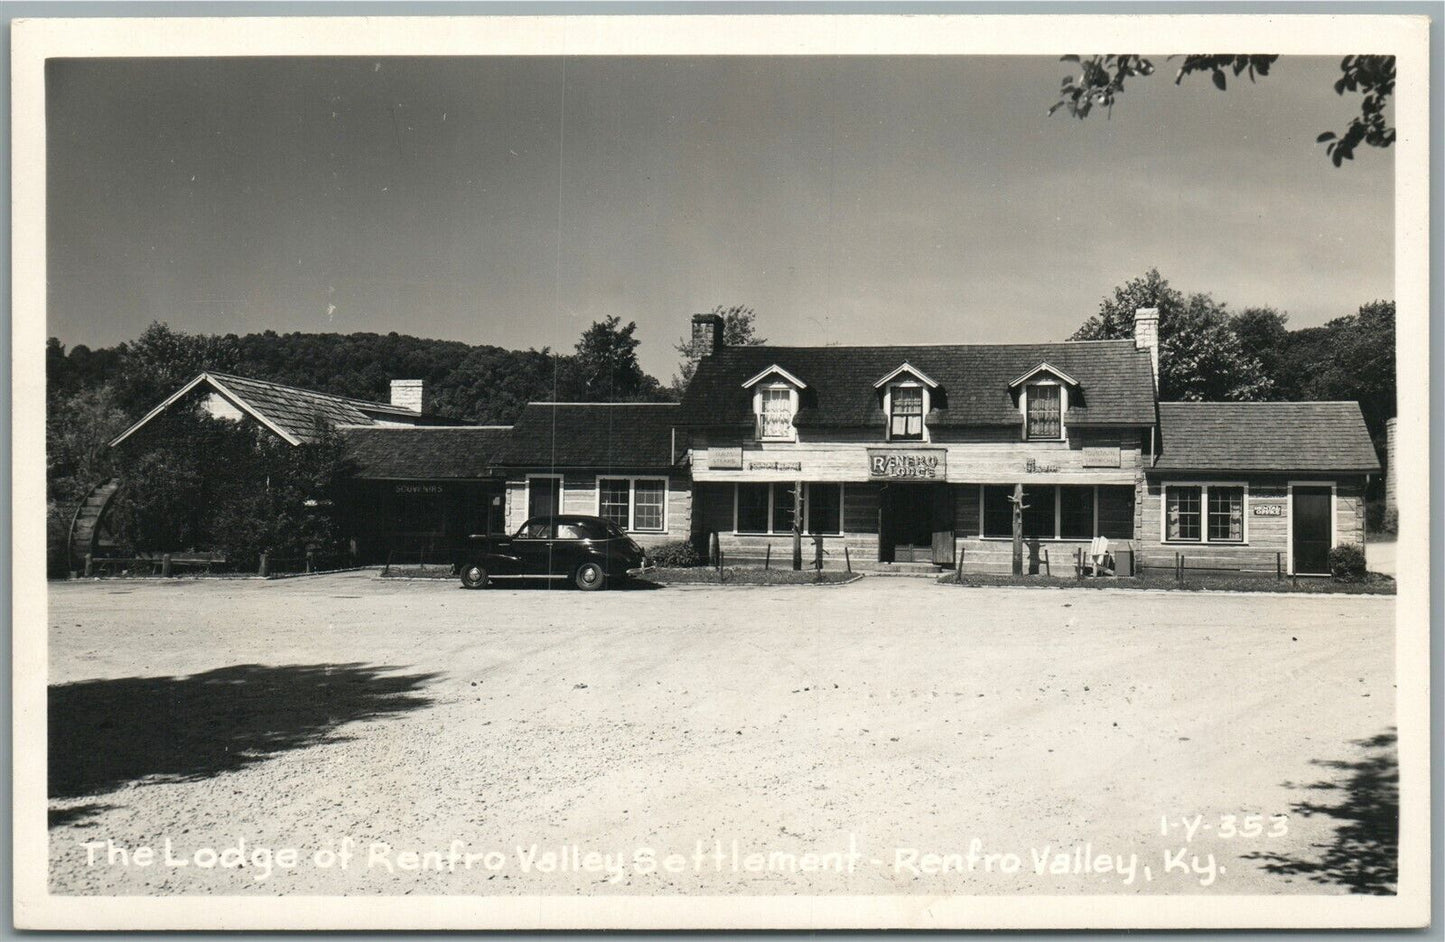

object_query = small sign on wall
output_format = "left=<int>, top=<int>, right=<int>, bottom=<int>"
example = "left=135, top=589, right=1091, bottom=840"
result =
left=1082, top=446, right=1121, bottom=468
left=708, top=446, right=743, bottom=470
left=868, top=448, right=946, bottom=480
left=1252, top=503, right=1284, bottom=517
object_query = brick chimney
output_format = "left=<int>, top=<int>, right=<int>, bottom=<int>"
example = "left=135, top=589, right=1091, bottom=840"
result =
left=1133, top=307, right=1160, bottom=390
left=691, top=312, right=725, bottom=359
left=390, top=379, right=424, bottom=414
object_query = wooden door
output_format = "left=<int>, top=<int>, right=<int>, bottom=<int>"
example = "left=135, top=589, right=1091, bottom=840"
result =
left=931, top=485, right=955, bottom=566
left=1292, top=486, right=1332, bottom=575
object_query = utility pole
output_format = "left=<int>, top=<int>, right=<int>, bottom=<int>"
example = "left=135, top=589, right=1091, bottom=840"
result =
left=792, top=480, right=803, bottom=571
left=1010, top=483, right=1028, bottom=576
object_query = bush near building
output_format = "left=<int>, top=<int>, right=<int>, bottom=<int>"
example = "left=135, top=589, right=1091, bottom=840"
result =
left=1328, top=543, right=1369, bottom=582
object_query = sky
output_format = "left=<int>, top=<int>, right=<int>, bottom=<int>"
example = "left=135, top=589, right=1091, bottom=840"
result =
left=47, top=55, right=1394, bottom=380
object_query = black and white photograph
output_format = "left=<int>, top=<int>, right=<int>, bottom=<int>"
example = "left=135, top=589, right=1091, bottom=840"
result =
left=11, top=12, right=1433, bottom=931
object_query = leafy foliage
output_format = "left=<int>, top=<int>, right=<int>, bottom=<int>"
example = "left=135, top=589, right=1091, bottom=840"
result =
left=567, top=315, right=667, bottom=402
left=649, top=539, right=704, bottom=568
left=1328, top=543, right=1368, bottom=582
left=1071, top=268, right=1273, bottom=401
left=1316, top=56, right=1396, bottom=165
left=1050, top=53, right=1394, bottom=166
left=672, top=305, right=767, bottom=392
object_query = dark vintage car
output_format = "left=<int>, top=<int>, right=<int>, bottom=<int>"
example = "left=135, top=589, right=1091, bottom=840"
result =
left=455, top=514, right=653, bottom=590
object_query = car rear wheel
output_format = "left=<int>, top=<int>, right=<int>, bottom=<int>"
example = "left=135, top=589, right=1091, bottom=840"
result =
left=460, top=564, right=489, bottom=590
left=574, top=561, right=606, bottom=591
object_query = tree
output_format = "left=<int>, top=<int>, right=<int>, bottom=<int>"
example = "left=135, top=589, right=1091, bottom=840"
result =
left=1049, top=54, right=1395, bottom=166
left=114, top=321, right=241, bottom=414
left=672, top=305, right=767, bottom=392
left=1072, top=269, right=1272, bottom=401
left=1229, top=307, right=1291, bottom=398
left=566, top=316, right=665, bottom=402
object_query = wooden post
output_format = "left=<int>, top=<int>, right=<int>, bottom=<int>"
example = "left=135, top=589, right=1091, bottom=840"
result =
left=83, top=553, right=93, bottom=578
left=814, top=532, right=824, bottom=571
left=1010, top=483, right=1025, bottom=576
left=306, top=549, right=315, bottom=573
left=764, top=544, right=771, bottom=570
left=843, top=545, right=852, bottom=574
left=956, top=546, right=965, bottom=581
left=1042, top=548, right=1050, bottom=577
left=709, top=531, right=720, bottom=566
left=259, top=552, right=269, bottom=578
left=161, top=553, right=172, bottom=577
left=1276, top=552, right=1282, bottom=581
left=791, top=480, right=803, bottom=571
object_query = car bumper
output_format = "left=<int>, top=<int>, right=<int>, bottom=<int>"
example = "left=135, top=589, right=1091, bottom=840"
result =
left=625, top=563, right=657, bottom=578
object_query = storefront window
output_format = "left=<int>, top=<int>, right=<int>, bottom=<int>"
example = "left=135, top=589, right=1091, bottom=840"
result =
left=771, top=482, right=797, bottom=533
left=1059, top=486, right=1095, bottom=540
left=807, top=483, right=842, bottom=535
left=1207, top=486, right=1244, bottom=542
left=982, top=485, right=1014, bottom=538
left=1096, top=486, right=1136, bottom=540
left=736, top=484, right=770, bottom=533
left=1165, top=486, right=1202, bottom=541
left=890, top=386, right=924, bottom=440
left=1026, top=384, right=1062, bottom=439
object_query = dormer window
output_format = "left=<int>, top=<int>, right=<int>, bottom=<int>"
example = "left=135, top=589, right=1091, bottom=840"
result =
left=1025, top=383, right=1062, bottom=439
left=873, top=363, right=938, bottom=444
left=889, top=385, right=925, bottom=440
left=742, top=365, right=806, bottom=442
left=1009, top=362, right=1077, bottom=442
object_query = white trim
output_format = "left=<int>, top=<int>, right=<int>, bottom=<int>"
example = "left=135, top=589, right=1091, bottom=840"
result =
left=741, top=364, right=807, bottom=389
left=1287, top=480, right=1338, bottom=575
left=1158, top=481, right=1251, bottom=545
left=1008, top=361, right=1080, bottom=388
left=108, top=372, right=305, bottom=447
left=753, top=383, right=799, bottom=441
left=594, top=474, right=669, bottom=534
left=1020, top=381, right=1068, bottom=442
left=883, top=381, right=930, bottom=443
left=872, top=362, right=939, bottom=389
left=523, top=473, right=564, bottom=523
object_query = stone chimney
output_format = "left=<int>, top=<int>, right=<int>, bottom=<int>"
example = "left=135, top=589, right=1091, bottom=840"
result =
left=1133, top=307, right=1160, bottom=390
left=691, top=312, right=725, bottom=359
left=390, top=379, right=424, bottom=414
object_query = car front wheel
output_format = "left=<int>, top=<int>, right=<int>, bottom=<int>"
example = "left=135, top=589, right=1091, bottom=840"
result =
left=460, top=564, right=489, bottom=590
left=574, top=562, right=606, bottom=591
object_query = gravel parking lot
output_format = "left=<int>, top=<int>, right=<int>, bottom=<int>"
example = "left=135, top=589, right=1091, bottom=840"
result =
left=47, top=573, right=1396, bottom=896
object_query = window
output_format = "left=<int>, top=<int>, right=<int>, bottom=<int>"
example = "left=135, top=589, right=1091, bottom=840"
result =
left=734, top=482, right=845, bottom=535
left=598, top=479, right=630, bottom=529
left=771, top=482, right=797, bottom=533
left=1165, top=486, right=1202, bottom=542
left=889, top=386, right=924, bottom=441
left=1026, top=384, right=1063, bottom=439
left=736, top=484, right=770, bottom=533
left=556, top=523, right=586, bottom=540
left=758, top=387, right=795, bottom=440
left=1207, top=486, right=1244, bottom=542
left=808, top=483, right=842, bottom=535
left=1059, top=486, right=1095, bottom=540
left=1020, top=486, right=1055, bottom=538
left=519, top=519, right=551, bottom=539
left=634, top=480, right=666, bottom=532
left=983, top=485, right=1052, bottom=538
left=595, top=477, right=667, bottom=533
left=1096, top=486, right=1136, bottom=540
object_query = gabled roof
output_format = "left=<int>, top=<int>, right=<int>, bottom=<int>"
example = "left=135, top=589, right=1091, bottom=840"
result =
left=1008, top=361, right=1079, bottom=388
left=742, top=364, right=808, bottom=389
left=873, top=362, right=939, bottom=389
left=1155, top=402, right=1381, bottom=473
left=110, top=371, right=430, bottom=446
left=341, top=426, right=513, bottom=480
left=680, top=341, right=1156, bottom=429
left=491, top=402, right=683, bottom=470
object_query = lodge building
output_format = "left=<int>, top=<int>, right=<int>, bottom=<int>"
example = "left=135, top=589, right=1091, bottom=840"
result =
left=86, top=309, right=1380, bottom=577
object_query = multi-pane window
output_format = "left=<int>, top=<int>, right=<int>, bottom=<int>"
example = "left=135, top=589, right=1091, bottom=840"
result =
left=1207, top=486, right=1244, bottom=542
left=982, top=485, right=1135, bottom=541
left=807, top=483, right=842, bottom=535
left=1096, top=486, right=1136, bottom=540
left=890, top=386, right=924, bottom=440
left=1059, top=486, right=1095, bottom=540
left=634, top=480, right=666, bottom=532
left=771, top=482, right=797, bottom=533
left=759, top=387, right=795, bottom=439
left=598, top=478, right=631, bottom=529
left=1026, top=384, right=1062, bottom=439
left=1165, top=486, right=1203, bottom=541
left=596, top=477, right=666, bottom=533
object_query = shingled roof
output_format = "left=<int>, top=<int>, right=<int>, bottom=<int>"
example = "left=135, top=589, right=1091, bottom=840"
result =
left=678, top=341, right=1157, bottom=429
left=110, top=371, right=431, bottom=446
left=1155, top=402, right=1381, bottom=473
left=491, top=402, right=683, bottom=470
left=342, top=426, right=513, bottom=480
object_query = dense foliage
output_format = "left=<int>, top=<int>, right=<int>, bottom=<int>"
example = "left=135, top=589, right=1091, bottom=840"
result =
left=1328, top=543, right=1369, bottom=582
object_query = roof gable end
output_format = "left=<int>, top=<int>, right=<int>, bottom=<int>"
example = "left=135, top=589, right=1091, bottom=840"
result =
left=1008, top=362, right=1080, bottom=388
left=872, top=362, right=939, bottom=389
left=741, top=364, right=808, bottom=389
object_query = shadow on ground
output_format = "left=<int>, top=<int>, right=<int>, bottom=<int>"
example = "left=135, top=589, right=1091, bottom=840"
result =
left=1244, top=729, right=1398, bottom=894
left=49, top=663, right=437, bottom=806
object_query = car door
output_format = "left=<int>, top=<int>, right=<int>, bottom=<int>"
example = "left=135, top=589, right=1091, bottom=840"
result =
left=552, top=522, right=589, bottom=578
left=511, top=518, right=556, bottom=578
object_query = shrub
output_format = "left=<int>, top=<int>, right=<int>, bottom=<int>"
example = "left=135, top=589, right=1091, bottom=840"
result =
left=1328, top=543, right=1368, bottom=582
left=650, top=540, right=703, bottom=568
left=1365, top=500, right=1398, bottom=536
